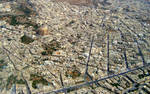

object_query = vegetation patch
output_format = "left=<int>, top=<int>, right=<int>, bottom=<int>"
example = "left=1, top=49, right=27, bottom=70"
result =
left=6, top=74, right=17, bottom=90
left=0, top=59, right=7, bottom=71
left=0, top=15, right=39, bottom=30
left=41, top=40, right=61, bottom=55
left=110, top=83, right=120, bottom=87
left=10, top=16, right=19, bottom=26
left=66, top=88, right=77, bottom=93
left=78, top=56, right=84, bottom=60
left=0, top=3, right=38, bottom=30
left=21, top=34, right=34, bottom=44
left=65, top=65, right=81, bottom=79
left=66, top=20, right=75, bottom=27
left=138, top=73, right=150, bottom=79
left=6, top=74, right=26, bottom=90
left=17, top=4, right=33, bottom=15
left=16, top=79, right=25, bottom=84
left=30, top=74, right=50, bottom=89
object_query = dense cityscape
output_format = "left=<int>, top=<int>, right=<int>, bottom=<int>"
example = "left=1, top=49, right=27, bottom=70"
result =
left=0, top=0, right=150, bottom=94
